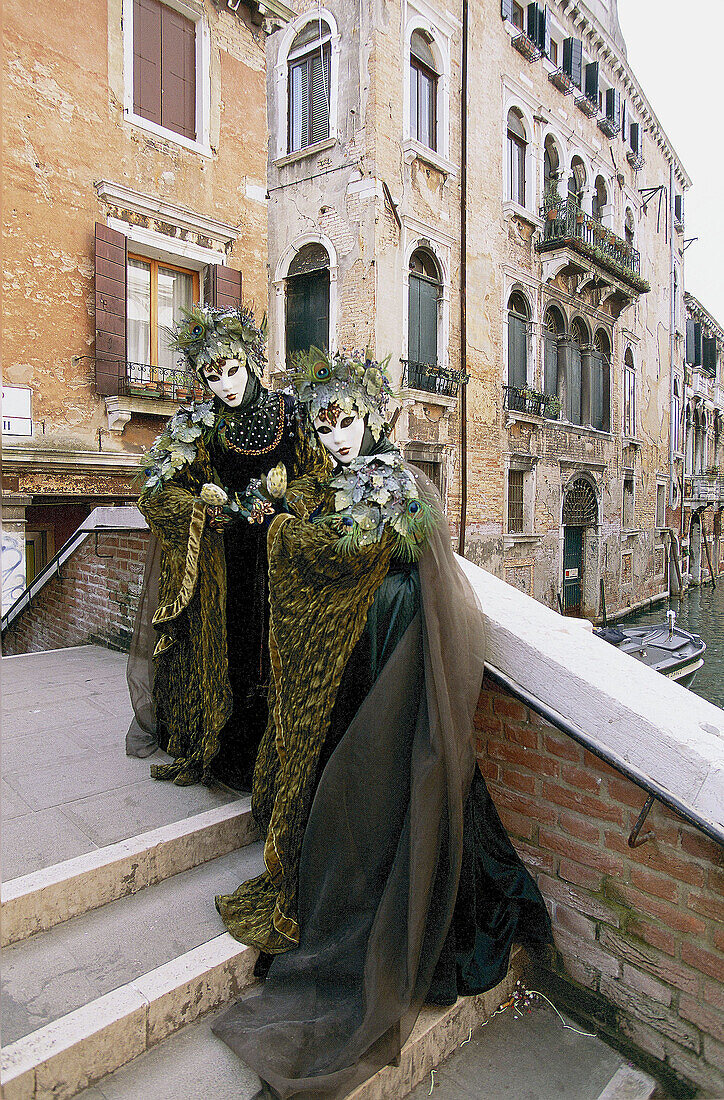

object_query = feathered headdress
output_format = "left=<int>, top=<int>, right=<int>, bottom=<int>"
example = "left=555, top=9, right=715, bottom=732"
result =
left=169, top=305, right=267, bottom=380
left=293, top=348, right=396, bottom=442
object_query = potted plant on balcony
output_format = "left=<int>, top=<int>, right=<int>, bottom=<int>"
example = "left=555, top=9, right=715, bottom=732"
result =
left=543, top=180, right=561, bottom=221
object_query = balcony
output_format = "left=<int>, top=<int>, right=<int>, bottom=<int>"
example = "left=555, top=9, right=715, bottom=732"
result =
left=402, top=360, right=463, bottom=399
left=626, top=149, right=645, bottom=171
left=548, top=68, right=575, bottom=94
left=537, top=198, right=650, bottom=294
left=102, top=362, right=205, bottom=432
left=598, top=115, right=620, bottom=138
left=503, top=385, right=560, bottom=420
left=511, top=32, right=542, bottom=62
left=575, top=93, right=598, bottom=119
left=685, top=474, right=724, bottom=504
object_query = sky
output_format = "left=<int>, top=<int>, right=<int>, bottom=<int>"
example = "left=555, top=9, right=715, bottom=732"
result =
left=616, top=0, right=724, bottom=318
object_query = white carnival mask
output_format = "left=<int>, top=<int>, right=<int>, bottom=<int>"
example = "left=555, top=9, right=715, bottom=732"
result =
left=313, top=406, right=365, bottom=465
left=202, top=358, right=249, bottom=407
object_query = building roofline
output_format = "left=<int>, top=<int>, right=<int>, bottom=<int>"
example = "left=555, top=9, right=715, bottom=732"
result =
left=684, top=291, right=724, bottom=340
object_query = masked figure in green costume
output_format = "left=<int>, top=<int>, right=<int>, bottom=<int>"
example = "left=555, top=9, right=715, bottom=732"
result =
left=127, top=306, right=324, bottom=789
left=212, top=350, right=551, bottom=1100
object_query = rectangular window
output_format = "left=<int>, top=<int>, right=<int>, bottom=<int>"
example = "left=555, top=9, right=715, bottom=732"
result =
left=411, top=59, right=437, bottom=150
left=549, top=39, right=558, bottom=65
left=672, top=390, right=681, bottom=454
left=623, top=364, right=636, bottom=437
left=511, top=2, right=525, bottom=30
left=133, top=0, right=196, bottom=141
left=508, top=470, right=524, bottom=533
left=656, top=483, right=666, bottom=528
left=623, top=477, right=634, bottom=530
left=563, top=37, right=582, bottom=88
left=127, top=255, right=198, bottom=371
left=289, top=43, right=331, bottom=153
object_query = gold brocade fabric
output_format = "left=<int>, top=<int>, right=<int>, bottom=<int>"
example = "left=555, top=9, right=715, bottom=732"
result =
left=138, top=442, right=234, bottom=785
left=216, top=476, right=395, bottom=953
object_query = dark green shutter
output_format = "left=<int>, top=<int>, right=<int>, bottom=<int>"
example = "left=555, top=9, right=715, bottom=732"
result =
left=630, top=122, right=640, bottom=154
left=508, top=313, right=527, bottom=389
left=590, top=351, right=604, bottom=430
left=528, top=4, right=547, bottom=49
left=703, top=335, right=717, bottom=376
left=606, top=87, right=620, bottom=125
left=566, top=343, right=582, bottom=423
left=585, top=61, right=599, bottom=103
left=285, top=269, right=330, bottom=363
left=408, top=274, right=437, bottom=368
left=544, top=333, right=558, bottom=397
left=563, top=38, right=582, bottom=87
left=686, top=318, right=696, bottom=364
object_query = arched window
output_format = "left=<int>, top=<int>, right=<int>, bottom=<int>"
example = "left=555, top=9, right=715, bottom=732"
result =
left=685, top=405, right=693, bottom=474
left=285, top=243, right=330, bottom=363
left=543, top=306, right=565, bottom=402
left=507, top=291, right=529, bottom=389
left=623, top=347, right=636, bottom=438
left=592, top=329, right=611, bottom=432
left=568, top=156, right=586, bottom=209
left=507, top=109, right=527, bottom=207
left=407, top=249, right=441, bottom=391
left=543, top=135, right=561, bottom=206
left=625, top=207, right=635, bottom=246
left=287, top=19, right=331, bottom=154
left=672, top=378, right=682, bottom=455
left=410, top=30, right=438, bottom=151
left=592, top=176, right=608, bottom=222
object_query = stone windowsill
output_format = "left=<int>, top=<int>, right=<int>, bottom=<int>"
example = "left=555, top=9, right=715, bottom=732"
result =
left=400, top=387, right=458, bottom=410
left=274, top=136, right=337, bottom=169
left=502, top=200, right=543, bottom=230
left=104, top=394, right=184, bottom=433
left=402, top=140, right=458, bottom=178
left=503, top=533, right=544, bottom=549
left=621, top=528, right=643, bottom=539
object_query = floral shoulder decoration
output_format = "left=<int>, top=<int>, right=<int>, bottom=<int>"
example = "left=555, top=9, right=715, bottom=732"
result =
left=322, top=451, right=440, bottom=561
left=169, top=305, right=268, bottom=378
left=141, top=401, right=216, bottom=494
left=294, top=348, right=396, bottom=444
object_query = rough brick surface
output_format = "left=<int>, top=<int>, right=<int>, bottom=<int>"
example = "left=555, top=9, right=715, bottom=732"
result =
left=2, top=530, right=149, bottom=655
left=475, top=672, right=724, bottom=1097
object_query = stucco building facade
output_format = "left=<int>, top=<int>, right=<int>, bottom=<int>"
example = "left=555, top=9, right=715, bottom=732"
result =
left=1, top=0, right=284, bottom=611
left=262, top=0, right=690, bottom=620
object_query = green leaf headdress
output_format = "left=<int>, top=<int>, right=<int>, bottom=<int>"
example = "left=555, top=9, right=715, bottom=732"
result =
left=293, top=348, right=396, bottom=442
left=168, top=305, right=268, bottom=381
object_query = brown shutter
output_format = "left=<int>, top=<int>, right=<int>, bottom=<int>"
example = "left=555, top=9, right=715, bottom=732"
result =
left=133, top=0, right=162, bottom=125
left=95, top=223, right=127, bottom=396
left=205, top=265, right=242, bottom=310
left=161, top=4, right=196, bottom=140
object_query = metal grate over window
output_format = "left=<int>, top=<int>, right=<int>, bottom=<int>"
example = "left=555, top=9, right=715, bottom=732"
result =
left=562, top=478, right=598, bottom=526
left=508, top=469, right=524, bottom=532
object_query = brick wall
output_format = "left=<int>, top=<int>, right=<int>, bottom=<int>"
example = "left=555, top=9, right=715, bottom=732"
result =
left=476, top=674, right=724, bottom=1097
left=2, top=530, right=149, bottom=656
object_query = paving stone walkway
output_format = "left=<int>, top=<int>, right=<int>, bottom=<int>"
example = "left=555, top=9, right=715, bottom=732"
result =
left=1, top=645, right=237, bottom=881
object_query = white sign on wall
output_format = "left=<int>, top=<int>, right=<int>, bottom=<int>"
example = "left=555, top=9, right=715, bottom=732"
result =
left=1, top=387, right=33, bottom=436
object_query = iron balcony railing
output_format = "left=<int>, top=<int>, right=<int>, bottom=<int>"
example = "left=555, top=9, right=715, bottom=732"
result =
left=503, top=384, right=560, bottom=420
left=402, top=360, right=460, bottom=398
left=123, top=362, right=204, bottom=402
left=686, top=474, right=724, bottom=504
left=537, top=197, right=649, bottom=292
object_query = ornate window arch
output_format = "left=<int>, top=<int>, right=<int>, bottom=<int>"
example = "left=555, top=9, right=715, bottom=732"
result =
left=623, top=346, right=636, bottom=438
left=404, top=17, right=452, bottom=163
left=274, top=10, right=340, bottom=160
left=506, top=107, right=528, bottom=207
left=507, top=289, right=531, bottom=389
left=271, top=234, right=339, bottom=372
left=562, top=476, right=598, bottom=526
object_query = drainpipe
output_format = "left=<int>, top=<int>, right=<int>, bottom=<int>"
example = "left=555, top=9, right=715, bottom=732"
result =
left=669, top=164, right=677, bottom=515
left=457, top=0, right=469, bottom=556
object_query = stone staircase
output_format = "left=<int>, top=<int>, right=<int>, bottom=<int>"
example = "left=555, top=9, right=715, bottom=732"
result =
left=2, top=646, right=656, bottom=1100
left=1, top=646, right=527, bottom=1100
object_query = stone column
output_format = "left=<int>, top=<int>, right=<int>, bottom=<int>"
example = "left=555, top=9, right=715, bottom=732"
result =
left=1, top=494, right=32, bottom=614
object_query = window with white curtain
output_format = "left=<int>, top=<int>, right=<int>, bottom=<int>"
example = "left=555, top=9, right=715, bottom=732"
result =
left=127, top=256, right=196, bottom=370
left=507, top=109, right=527, bottom=206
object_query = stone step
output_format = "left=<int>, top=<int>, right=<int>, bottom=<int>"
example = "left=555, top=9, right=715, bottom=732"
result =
left=1, top=843, right=264, bottom=1100
left=67, top=955, right=526, bottom=1100
left=2, top=799, right=256, bottom=947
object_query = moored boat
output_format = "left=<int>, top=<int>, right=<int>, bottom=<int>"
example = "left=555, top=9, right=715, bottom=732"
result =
left=595, top=611, right=706, bottom=687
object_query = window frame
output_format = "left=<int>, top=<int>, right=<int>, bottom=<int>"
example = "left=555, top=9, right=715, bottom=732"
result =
left=122, top=0, right=211, bottom=157
left=287, top=26, right=332, bottom=155
left=623, top=353, right=636, bottom=439
left=127, top=252, right=199, bottom=370
left=507, top=469, right=525, bottom=534
left=274, top=11, right=340, bottom=164
left=410, top=50, right=438, bottom=151
left=506, top=109, right=527, bottom=207
left=507, top=291, right=530, bottom=390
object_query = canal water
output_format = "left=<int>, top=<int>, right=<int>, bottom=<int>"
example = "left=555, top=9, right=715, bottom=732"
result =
left=620, top=583, right=724, bottom=711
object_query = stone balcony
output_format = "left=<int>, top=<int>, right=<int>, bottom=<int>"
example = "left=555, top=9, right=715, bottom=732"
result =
left=685, top=473, right=724, bottom=504
left=537, top=198, right=650, bottom=296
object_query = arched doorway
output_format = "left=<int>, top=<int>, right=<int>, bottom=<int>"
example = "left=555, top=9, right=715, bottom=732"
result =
left=285, top=242, right=330, bottom=364
left=562, top=478, right=598, bottom=615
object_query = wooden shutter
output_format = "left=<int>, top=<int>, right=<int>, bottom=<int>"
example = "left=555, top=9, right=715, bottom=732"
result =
left=630, top=122, right=640, bottom=154
left=564, top=341, right=582, bottom=423
left=527, top=3, right=546, bottom=49
left=95, top=223, right=127, bottom=396
left=674, top=193, right=684, bottom=223
left=134, top=0, right=162, bottom=124
left=563, top=37, right=582, bottom=88
left=585, top=61, right=599, bottom=102
left=544, top=333, right=558, bottom=397
left=408, top=274, right=438, bottom=368
left=703, top=335, right=717, bottom=375
left=285, top=270, right=330, bottom=362
left=161, top=4, right=196, bottom=140
left=310, top=47, right=330, bottom=145
left=205, top=265, right=242, bottom=310
left=606, top=87, right=620, bottom=125
left=501, top=0, right=515, bottom=21
left=289, top=58, right=309, bottom=152
left=590, top=351, right=604, bottom=430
